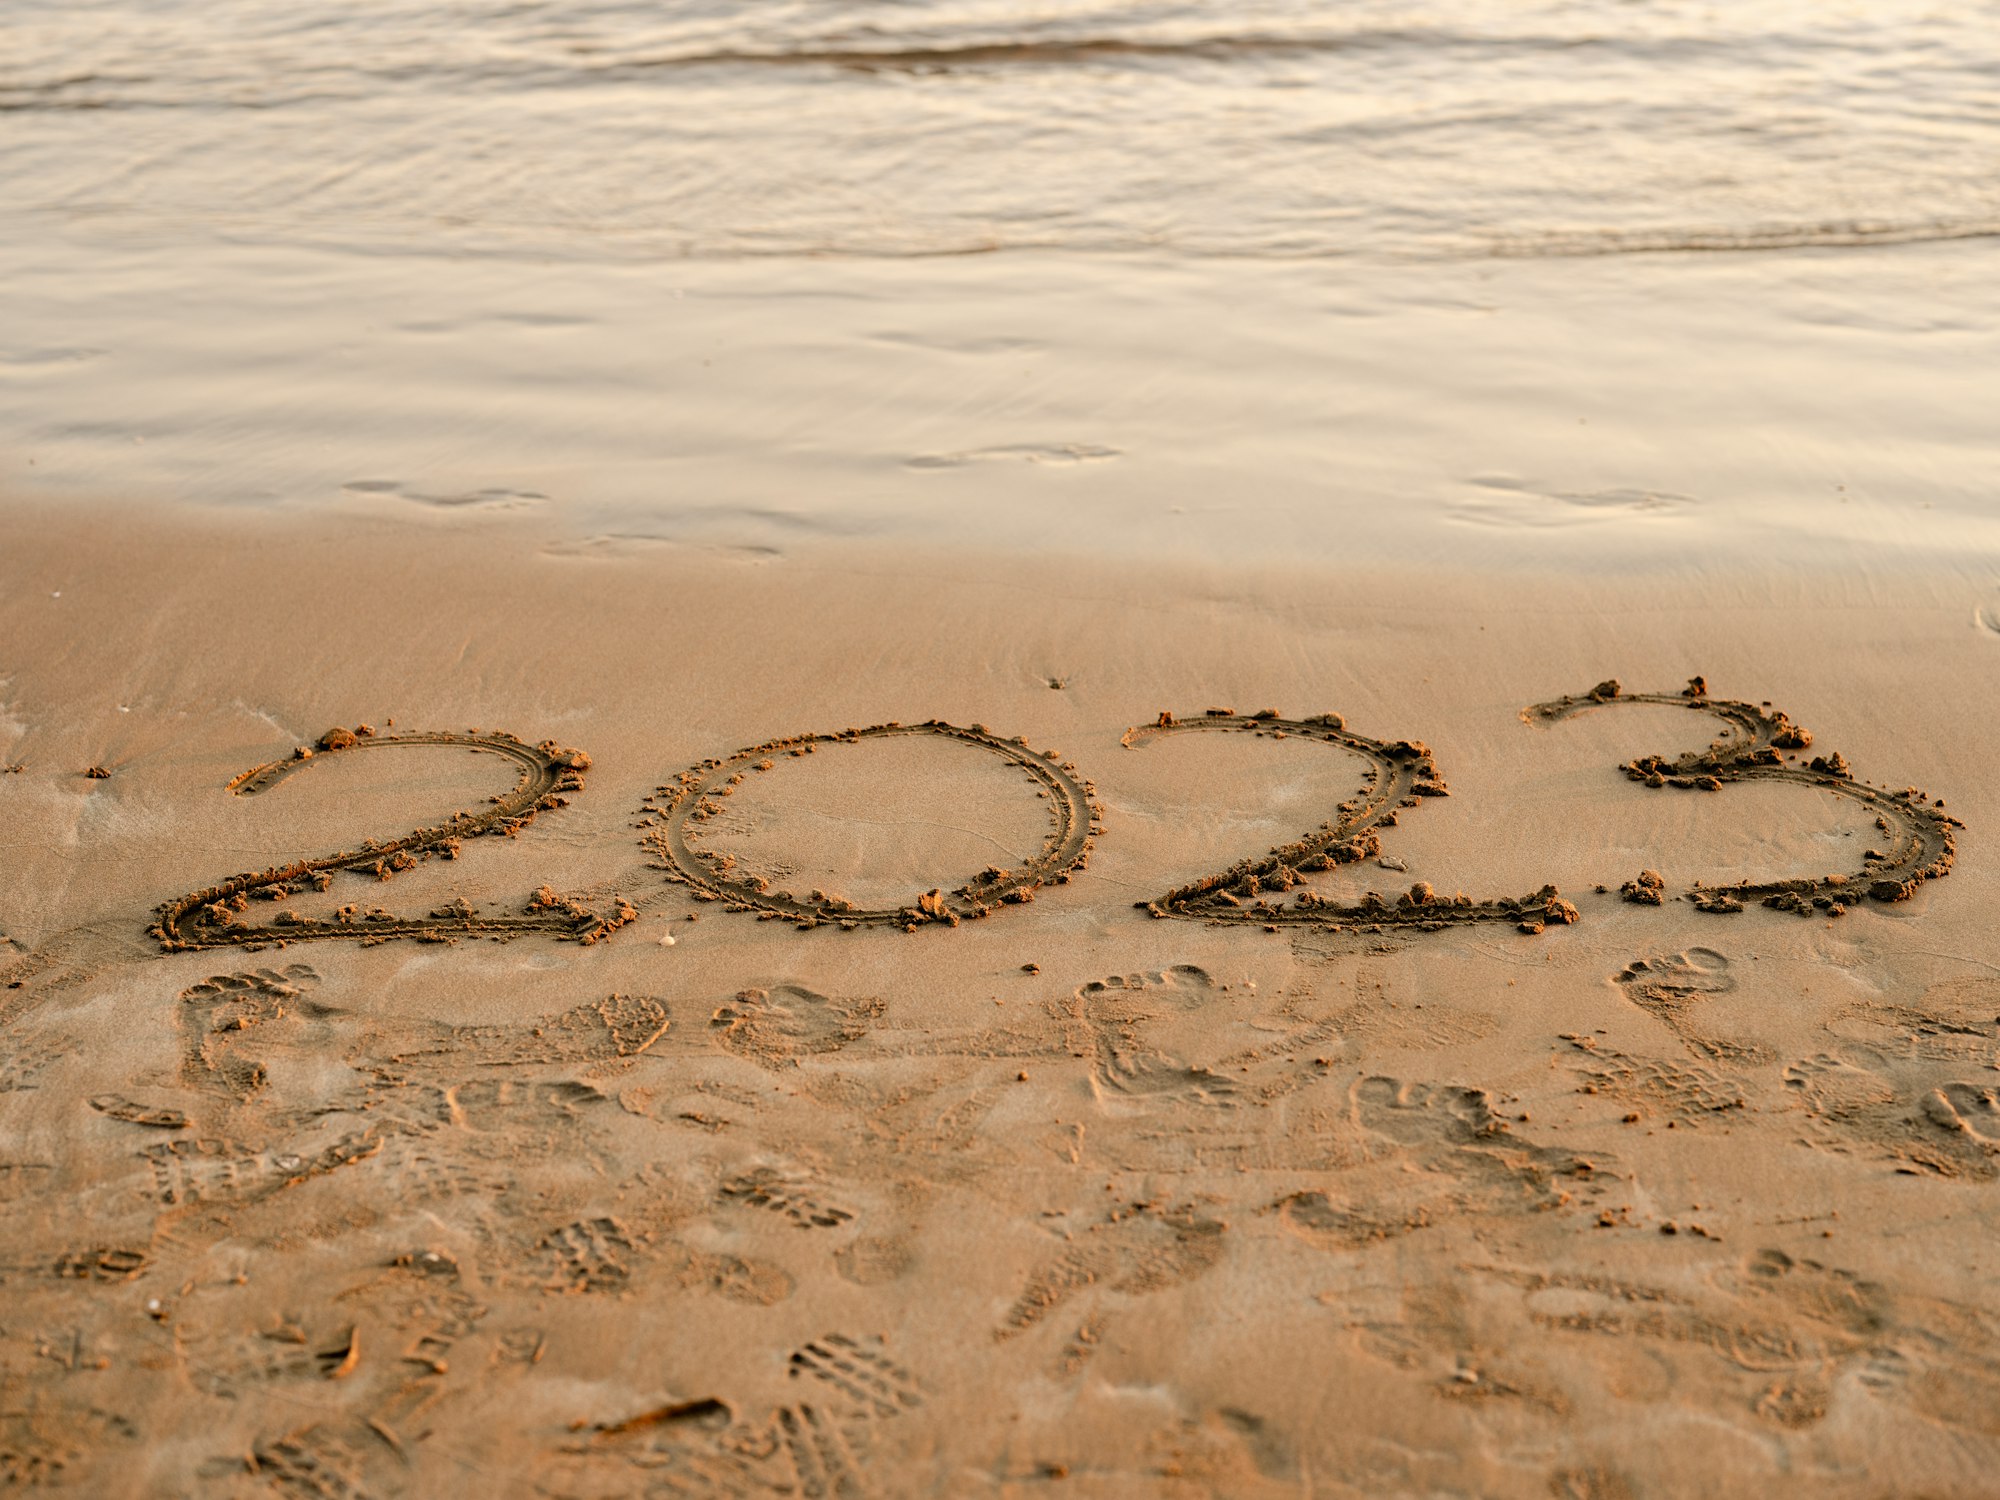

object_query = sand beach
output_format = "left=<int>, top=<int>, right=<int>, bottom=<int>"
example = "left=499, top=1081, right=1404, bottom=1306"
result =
left=4, top=2, right=2000, bottom=1494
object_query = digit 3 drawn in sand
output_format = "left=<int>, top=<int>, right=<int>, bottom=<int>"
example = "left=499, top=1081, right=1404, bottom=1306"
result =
left=1526, top=678, right=1959, bottom=914
left=151, top=725, right=631, bottom=951
left=641, top=721, right=1099, bottom=929
left=1122, top=710, right=1580, bottom=934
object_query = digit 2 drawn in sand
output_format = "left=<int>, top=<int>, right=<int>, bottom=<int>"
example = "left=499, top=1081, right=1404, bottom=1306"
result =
left=641, top=721, right=1099, bottom=928
left=1123, top=710, right=1580, bottom=934
left=1527, top=679, right=1959, bottom=914
left=153, top=725, right=628, bottom=950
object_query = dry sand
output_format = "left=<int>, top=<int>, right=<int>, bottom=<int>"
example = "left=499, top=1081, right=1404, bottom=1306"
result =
left=3, top=499, right=1999, bottom=1496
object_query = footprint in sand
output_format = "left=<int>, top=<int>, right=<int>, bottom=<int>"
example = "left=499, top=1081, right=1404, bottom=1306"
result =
left=1727, top=1247, right=1891, bottom=1341
left=1067, top=966, right=1246, bottom=1109
left=540, top=1216, right=636, bottom=1293
left=789, top=1332, right=926, bottom=1420
left=178, top=964, right=330, bottom=1099
left=1924, top=1082, right=2000, bottom=1143
left=999, top=1201, right=1228, bottom=1339
left=1616, top=947, right=1734, bottom=999
left=720, top=1166, right=857, bottom=1229
left=710, top=983, right=885, bottom=1066
left=1292, top=1075, right=1609, bottom=1242
left=834, top=1236, right=915, bottom=1287
left=553, top=1331, right=927, bottom=1498
left=1830, top=977, right=2000, bottom=1065
left=1351, top=1076, right=1502, bottom=1148
left=1783, top=1054, right=1897, bottom=1121
left=1614, top=948, right=1763, bottom=1060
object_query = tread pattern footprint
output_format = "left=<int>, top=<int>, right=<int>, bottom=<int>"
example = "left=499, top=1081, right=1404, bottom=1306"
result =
left=789, top=1333, right=926, bottom=1419
left=561, top=1332, right=927, bottom=1498
left=720, top=1167, right=856, bottom=1229
left=1563, top=1036, right=1748, bottom=1124
left=542, top=1216, right=635, bottom=1293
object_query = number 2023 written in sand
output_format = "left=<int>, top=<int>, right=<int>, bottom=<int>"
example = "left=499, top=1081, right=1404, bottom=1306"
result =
left=151, top=678, right=1958, bottom=953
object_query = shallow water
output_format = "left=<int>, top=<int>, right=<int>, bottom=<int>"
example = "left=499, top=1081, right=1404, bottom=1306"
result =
left=3, top=0, right=1997, bottom=570
left=10, top=0, right=2000, bottom=260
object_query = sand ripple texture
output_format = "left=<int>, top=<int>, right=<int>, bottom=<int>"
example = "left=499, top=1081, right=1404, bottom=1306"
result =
left=5, top=0, right=2000, bottom=261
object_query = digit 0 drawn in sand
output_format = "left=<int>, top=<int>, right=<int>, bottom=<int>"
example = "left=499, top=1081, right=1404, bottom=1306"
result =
left=642, top=721, right=1099, bottom=929
left=152, top=725, right=630, bottom=951
left=1527, top=678, right=1959, bottom=913
left=1123, top=710, right=1581, bottom=934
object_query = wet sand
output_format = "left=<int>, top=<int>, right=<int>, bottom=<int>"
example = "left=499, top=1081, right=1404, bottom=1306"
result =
left=4, top=500, right=1999, bottom=1495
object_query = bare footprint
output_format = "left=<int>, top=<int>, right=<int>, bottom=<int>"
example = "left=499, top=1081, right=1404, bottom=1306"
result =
left=1068, top=966, right=1242, bottom=1109
left=1352, top=1076, right=1502, bottom=1147
left=1615, top=948, right=1759, bottom=1058
left=179, top=964, right=330, bottom=1099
